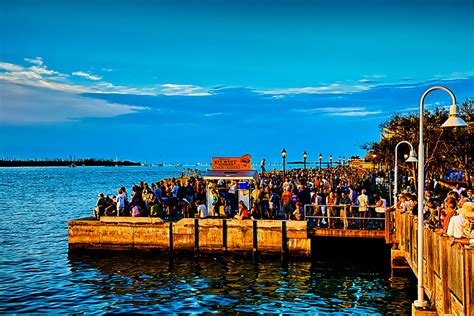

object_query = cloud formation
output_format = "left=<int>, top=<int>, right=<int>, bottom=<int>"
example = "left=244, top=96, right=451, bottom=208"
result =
left=0, top=80, right=147, bottom=123
left=160, top=84, right=211, bottom=96
left=258, top=83, right=370, bottom=95
left=0, top=57, right=212, bottom=97
left=72, top=71, right=102, bottom=81
left=295, top=106, right=382, bottom=117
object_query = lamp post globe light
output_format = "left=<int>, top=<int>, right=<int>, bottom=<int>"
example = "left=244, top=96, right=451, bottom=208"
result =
left=394, top=141, right=417, bottom=207
left=281, top=148, right=287, bottom=177
left=372, top=154, right=377, bottom=169
left=342, top=157, right=346, bottom=166
left=329, top=155, right=333, bottom=168
left=338, top=156, right=341, bottom=166
left=319, top=153, right=323, bottom=169
left=414, top=86, right=467, bottom=308
left=303, top=151, right=307, bottom=170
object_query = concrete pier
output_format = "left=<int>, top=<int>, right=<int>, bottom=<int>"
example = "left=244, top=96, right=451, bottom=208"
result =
left=68, top=217, right=311, bottom=257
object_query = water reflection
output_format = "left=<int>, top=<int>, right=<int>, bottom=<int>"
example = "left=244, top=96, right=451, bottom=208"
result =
left=67, top=252, right=414, bottom=314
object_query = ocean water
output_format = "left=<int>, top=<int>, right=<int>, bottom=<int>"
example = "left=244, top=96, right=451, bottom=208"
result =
left=0, top=166, right=415, bottom=314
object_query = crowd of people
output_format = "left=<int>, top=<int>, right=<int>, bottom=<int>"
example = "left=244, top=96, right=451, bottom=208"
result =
left=396, top=186, right=474, bottom=241
left=91, top=164, right=473, bottom=240
left=93, top=166, right=391, bottom=229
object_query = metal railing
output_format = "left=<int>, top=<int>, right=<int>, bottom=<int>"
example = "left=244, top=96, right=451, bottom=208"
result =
left=303, top=204, right=387, bottom=230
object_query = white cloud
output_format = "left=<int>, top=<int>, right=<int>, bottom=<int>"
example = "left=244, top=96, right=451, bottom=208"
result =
left=160, top=83, right=211, bottom=96
left=258, top=83, right=370, bottom=95
left=0, top=62, right=24, bottom=72
left=30, top=65, right=58, bottom=76
left=295, top=106, right=382, bottom=117
left=364, top=74, right=386, bottom=79
left=72, top=71, right=102, bottom=81
left=24, top=57, right=44, bottom=66
left=0, top=59, right=159, bottom=95
left=204, top=112, right=223, bottom=117
left=327, top=110, right=382, bottom=117
left=0, top=80, right=148, bottom=123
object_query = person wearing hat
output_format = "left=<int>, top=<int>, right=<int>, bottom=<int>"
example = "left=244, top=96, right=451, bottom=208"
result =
left=447, top=202, right=474, bottom=238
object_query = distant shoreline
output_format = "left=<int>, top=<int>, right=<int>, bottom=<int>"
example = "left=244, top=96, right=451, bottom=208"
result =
left=0, top=159, right=141, bottom=167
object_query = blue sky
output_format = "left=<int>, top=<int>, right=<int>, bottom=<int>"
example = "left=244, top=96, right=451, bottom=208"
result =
left=0, top=0, right=473, bottom=164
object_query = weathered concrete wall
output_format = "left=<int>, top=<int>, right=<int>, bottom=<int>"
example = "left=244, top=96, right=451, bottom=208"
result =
left=394, top=212, right=473, bottom=316
left=68, top=217, right=311, bottom=257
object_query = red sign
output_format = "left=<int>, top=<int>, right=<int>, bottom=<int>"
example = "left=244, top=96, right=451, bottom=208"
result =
left=212, top=154, right=252, bottom=170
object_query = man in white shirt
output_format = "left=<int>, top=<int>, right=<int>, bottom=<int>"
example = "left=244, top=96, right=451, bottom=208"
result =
left=447, top=202, right=473, bottom=238
left=196, top=200, right=208, bottom=218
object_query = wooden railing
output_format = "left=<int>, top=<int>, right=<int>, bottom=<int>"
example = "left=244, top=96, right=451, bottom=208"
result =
left=395, top=211, right=473, bottom=315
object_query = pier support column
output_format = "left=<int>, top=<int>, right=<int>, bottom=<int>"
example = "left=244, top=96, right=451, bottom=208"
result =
left=194, top=218, right=199, bottom=255
left=252, top=220, right=258, bottom=260
left=222, top=219, right=227, bottom=252
left=169, top=221, right=173, bottom=254
left=281, top=221, right=288, bottom=260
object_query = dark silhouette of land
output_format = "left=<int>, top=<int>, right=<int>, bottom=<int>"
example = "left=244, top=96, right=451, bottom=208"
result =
left=0, top=158, right=141, bottom=167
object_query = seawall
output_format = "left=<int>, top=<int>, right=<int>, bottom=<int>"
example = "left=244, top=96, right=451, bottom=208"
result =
left=68, top=217, right=311, bottom=257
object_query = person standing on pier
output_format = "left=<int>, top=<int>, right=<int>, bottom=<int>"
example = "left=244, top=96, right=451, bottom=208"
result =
left=339, top=192, right=351, bottom=230
left=281, top=186, right=293, bottom=220
left=357, top=189, right=368, bottom=229
left=260, top=158, right=266, bottom=173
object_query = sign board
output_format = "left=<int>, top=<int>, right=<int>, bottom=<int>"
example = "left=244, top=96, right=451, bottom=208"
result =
left=211, top=154, right=251, bottom=170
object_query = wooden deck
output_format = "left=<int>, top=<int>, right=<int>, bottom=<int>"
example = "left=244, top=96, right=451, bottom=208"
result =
left=310, top=228, right=386, bottom=239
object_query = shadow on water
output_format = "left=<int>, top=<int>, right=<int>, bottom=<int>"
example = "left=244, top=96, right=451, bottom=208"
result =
left=67, top=241, right=416, bottom=314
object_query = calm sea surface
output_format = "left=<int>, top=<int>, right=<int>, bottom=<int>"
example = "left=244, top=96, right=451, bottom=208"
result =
left=0, top=166, right=415, bottom=314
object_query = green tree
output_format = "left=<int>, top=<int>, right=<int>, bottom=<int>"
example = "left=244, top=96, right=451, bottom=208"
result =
left=362, top=99, right=473, bottom=188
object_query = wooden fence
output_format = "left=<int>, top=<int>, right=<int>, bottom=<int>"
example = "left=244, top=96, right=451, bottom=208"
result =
left=395, top=212, right=473, bottom=315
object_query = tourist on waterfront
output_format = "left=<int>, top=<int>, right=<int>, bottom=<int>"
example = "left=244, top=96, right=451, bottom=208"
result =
left=442, top=197, right=457, bottom=231
left=121, top=186, right=128, bottom=205
left=94, top=193, right=106, bottom=219
left=293, top=202, right=305, bottom=220
left=210, top=187, right=219, bottom=217
left=260, top=158, right=266, bottom=173
left=234, top=201, right=250, bottom=220
left=358, top=189, right=369, bottom=229
left=447, top=202, right=474, bottom=238
left=195, top=200, right=208, bottom=218
left=339, top=192, right=351, bottom=230
left=116, top=188, right=126, bottom=216
left=250, top=206, right=261, bottom=219
left=250, top=185, right=262, bottom=218
left=326, top=191, right=338, bottom=228
left=281, top=187, right=293, bottom=220
left=374, top=195, right=387, bottom=229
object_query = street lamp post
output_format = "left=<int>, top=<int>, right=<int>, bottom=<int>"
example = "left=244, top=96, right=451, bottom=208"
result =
left=342, top=157, right=346, bottom=166
left=372, top=154, right=377, bottom=170
left=338, top=156, right=341, bottom=166
left=303, top=151, right=307, bottom=170
left=394, top=141, right=417, bottom=207
left=319, top=153, right=322, bottom=169
left=281, top=149, right=287, bottom=177
left=414, top=86, right=467, bottom=309
left=329, top=155, right=333, bottom=168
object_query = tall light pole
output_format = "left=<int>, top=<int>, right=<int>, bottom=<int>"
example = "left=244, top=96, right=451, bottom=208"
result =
left=414, top=86, right=467, bottom=309
left=372, top=154, right=377, bottom=170
left=319, top=153, right=322, bottom=170
left=394, top=141, right=417, bottom=207
left=303, top=151, right=307, bottom=170
left=281, top=148, right=287, bottom=177
left=338, top=156, right=341, bottom=166
left=342, top=157, right=346, bottom=166
left=329, top=155, right=333, bottom=168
